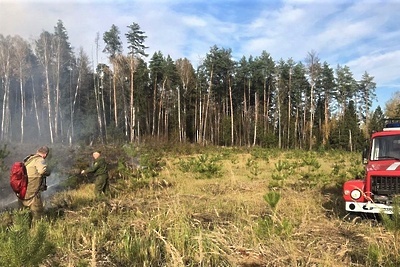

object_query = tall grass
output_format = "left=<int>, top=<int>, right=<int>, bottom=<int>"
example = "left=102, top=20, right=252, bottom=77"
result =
left=0, top=146, right=398, bottom=266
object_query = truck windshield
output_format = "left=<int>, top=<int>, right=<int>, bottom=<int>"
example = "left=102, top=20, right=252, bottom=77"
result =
left=371, top=135, right=400, bottom=160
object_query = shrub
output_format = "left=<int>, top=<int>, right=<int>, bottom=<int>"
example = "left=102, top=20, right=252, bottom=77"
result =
left=0, top=210, right=55, bottom=266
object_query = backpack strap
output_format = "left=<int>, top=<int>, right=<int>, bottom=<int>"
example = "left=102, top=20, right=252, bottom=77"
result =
left=24, top=154, right=38, bottom=166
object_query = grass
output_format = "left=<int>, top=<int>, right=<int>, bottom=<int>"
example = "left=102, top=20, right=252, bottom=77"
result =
left=0, top=144, right=397, bottom=266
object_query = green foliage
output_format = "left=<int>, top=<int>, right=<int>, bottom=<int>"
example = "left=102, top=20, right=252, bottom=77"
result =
left=274, top=159, right=292, bottom=173
left=221, top=116, right=232, bottom=146
left=126, top=22, right=148, bottom=57
left=366, top=244, right=382, bottom=266
left=178, top=154, right=222, bottom=179
left=258, top=132, right=279, bottom=148
left=366, top=243, right=400, bottom=267
left=113, top=146, right=167, bottom=191
left=331, top=161, right=346, bottom=178
left=347, top=158, right=365, bottom=179
left=263, top=191, right=281, bottom=211
left=62, top=175, right=80, bottom=189
left=114, top=228, right=165, bottom=266
left=103, top=24, right=122, bottom=56
left=138, top=152, right=165, bottom=179
left=256, top=216, right=293, bottom=239
left=258, top=190, right=293, bottom=239
left=0, top=210, right=55, bottom=267
left=250, top=147, right=271, bottom=161
left=381, top=197, right=400, bottom=233
left=113, top=220, right=231, bottom=267
left=117, top=160, right=134, bottom=180
left=246, top=158, right=260, bottom=179
left=300, top=153, right=321, bottom=171
left=331, top=162, right=340, bottom=176
left=329, top=100, right=365, bottom=151
left=8, top=145, right=390, bottom=266
left=269, top=160, right=293, bottom=189
left=298, top=172, right=321, bottom=188
left=369, top=106, right=385, bottom=134
left=256, top=216, right=274, bottom=237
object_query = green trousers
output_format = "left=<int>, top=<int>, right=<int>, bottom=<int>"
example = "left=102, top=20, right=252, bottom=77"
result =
left=94, top=174, right=109, bottom=196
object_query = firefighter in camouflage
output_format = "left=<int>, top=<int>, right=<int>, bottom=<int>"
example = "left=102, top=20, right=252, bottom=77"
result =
left=81, top=151, right=109, bottom=196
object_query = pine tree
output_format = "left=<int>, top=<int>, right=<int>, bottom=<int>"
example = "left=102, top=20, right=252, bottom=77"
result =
left=125, top=22, right=148, bottom=142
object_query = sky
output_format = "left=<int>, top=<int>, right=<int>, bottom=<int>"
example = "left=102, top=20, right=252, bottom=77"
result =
left=1, top=0, right=400, bottom=111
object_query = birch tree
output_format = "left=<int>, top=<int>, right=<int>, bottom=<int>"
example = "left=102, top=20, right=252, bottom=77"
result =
left=53, top=20, right=73, bottom=139
left=67, top=48, right=90, bottom=145
left=257, top=51, right=275, bottom=136
left=0, top=35, right=13, bottom=141
left=12, top=35, right=31, bottom=143
left=176, top=58, right=195, bottom=142
left=36, top=30, right=55, bottom=143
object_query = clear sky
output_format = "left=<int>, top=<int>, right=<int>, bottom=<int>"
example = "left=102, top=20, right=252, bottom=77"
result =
left=1, top=0, right=399, bottom=111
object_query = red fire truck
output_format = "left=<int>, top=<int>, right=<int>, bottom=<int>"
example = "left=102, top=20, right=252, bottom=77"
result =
left=343, top=121, right=400, bottom=215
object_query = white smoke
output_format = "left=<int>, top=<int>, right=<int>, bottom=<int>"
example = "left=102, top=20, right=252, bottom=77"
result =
left=0, top=172, right=69, bottom=211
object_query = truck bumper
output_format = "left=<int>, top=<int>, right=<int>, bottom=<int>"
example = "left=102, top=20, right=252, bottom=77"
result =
left=345, top=201, right=393, bottom=214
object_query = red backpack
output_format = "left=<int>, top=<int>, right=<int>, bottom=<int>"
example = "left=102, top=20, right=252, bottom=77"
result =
left=10, top=161, right=28, bottom=200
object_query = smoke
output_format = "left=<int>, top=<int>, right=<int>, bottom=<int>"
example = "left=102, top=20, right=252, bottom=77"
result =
left=42, top=172, right=69, bottom=198
left=0, top=172, right=69, bottom=211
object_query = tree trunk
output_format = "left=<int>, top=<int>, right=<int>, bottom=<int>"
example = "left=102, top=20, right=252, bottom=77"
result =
left=203, top=68, right=213, bottom=145
left=94, top=72, right=104, bottom=143
left=0, top=40, right=11, bottom=141
left=19, top=66, right=25, bottom=143
left=158, top=78, right=167, bottom=138
left=288, top=70, right=291, bottom=148
left=39, top=40, right=54, bottom=143
left=177, top=84, right=182, bottom=142
left=55, top=41, right=61, bottom=138
left=28, top=76, right=41, bottom=138
left=229, top=77, right=234, bottom=145
left=309, top=83, right=314, bottom=150
left=113, top=62, right=118, bottom=127
left=152, top=76, right=157, bottom=136
left=253, top=91, right=258, bottom=146
left=130, top=56, right=135, bottom=143
left=323, top=96, right=329, bottom=145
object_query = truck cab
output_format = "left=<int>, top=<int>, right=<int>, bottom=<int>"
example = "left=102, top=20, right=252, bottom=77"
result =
left=343, top=122, right=400, bottom=215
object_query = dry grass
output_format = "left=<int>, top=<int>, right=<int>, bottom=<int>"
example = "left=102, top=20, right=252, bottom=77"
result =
left=1, top=145, right=399, bottom=266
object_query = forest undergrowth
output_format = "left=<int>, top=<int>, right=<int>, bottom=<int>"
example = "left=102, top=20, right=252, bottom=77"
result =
left=0, top=143, right=399, bottom=267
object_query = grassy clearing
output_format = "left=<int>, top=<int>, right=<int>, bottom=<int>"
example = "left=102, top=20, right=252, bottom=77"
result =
left=0, top=145, right=399, bottom=266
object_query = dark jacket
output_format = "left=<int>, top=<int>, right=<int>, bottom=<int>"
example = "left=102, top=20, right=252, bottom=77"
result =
left=84, top=157, right=108, bottom=177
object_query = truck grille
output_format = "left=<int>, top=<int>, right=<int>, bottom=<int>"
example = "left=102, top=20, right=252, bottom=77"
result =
left=371, top=175, right=400, bottom=195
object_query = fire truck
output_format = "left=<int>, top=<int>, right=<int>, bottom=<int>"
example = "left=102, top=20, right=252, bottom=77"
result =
left=343, top=121, right=400, bottom=215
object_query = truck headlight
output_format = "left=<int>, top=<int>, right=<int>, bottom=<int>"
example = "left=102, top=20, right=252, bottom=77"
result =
left=350, top=189, right=362, bottom=200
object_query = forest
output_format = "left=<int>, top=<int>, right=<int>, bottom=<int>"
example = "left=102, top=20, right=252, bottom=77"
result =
left=3, top=19, right=400, bottom=267
left=0, top=20, right=387, bottom=150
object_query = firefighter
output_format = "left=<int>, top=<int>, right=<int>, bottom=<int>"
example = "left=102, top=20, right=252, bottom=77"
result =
left=81, top=151, right=109, bottom=196
left=19, top=146, right=50, bottom=220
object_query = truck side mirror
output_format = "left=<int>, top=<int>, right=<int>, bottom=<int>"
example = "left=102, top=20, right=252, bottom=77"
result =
left=362, top=148, right=368, bottom=164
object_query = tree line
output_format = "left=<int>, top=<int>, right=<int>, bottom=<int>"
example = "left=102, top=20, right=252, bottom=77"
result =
left=0, top=20, right=385, bottom=150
